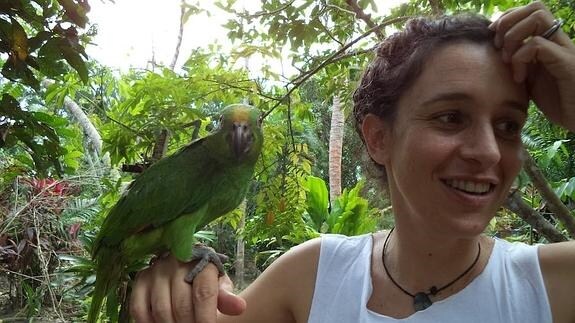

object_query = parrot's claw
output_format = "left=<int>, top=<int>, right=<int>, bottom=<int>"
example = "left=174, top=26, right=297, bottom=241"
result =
left=149, top=251, right=170, bottom=267
left=184, top=243, right=228, bottom=283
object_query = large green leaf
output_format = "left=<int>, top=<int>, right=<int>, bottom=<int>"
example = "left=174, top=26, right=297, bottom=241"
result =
left=305, top=175, right=329, bottom=231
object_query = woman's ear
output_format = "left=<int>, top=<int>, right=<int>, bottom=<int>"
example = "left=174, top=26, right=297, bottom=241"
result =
left=361, top=114, right=391, bottom=166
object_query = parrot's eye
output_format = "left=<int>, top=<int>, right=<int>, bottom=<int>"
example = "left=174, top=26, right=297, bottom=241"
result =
left=257, top=115, right=263, bottom=127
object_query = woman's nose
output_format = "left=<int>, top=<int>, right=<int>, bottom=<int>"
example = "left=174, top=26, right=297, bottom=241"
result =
left=459, top=123, right=501, bottom=168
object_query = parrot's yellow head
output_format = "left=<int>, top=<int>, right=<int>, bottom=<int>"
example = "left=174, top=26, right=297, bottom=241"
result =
left=216, top=104, right=263, bottom=162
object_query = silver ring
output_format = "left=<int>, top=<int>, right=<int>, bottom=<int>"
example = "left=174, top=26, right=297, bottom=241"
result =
left=541, top=19, right=564, bottom=39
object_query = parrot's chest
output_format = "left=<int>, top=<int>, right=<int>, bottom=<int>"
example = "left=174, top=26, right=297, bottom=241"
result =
left=208, top=172, right=248, bottom=213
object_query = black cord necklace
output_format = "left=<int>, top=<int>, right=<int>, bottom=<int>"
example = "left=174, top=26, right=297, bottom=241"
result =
left=382, top=227, right=481, bottom=312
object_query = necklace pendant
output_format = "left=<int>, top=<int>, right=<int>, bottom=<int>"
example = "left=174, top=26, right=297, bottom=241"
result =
left=413, top=292, right=433, bottom=311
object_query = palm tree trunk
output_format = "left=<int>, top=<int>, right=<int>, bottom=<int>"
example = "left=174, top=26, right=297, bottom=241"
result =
left=169, top=0, right=186, bottom=70
left=234, top=200, right=246, bottom=289
left=40, top=79, right=102, bottom=155
left=328, top=95, right=344, bottom=203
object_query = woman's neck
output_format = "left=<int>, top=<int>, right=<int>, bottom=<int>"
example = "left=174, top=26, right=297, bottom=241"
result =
left=385, top=223, right=485, bottom=294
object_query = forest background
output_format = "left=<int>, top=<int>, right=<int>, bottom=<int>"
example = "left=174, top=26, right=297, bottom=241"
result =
left=0, top=0, right=574, bottom=321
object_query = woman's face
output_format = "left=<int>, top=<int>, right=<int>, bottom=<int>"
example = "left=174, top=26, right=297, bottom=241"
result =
left=365, top=41, right=528, bottom=238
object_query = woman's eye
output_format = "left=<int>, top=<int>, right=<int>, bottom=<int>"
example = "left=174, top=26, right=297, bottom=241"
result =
left=439, top=114, right=457, bottom=123
left=496, top=120, right=522, bottom=137
left=435, top=112, right=462, bottom=125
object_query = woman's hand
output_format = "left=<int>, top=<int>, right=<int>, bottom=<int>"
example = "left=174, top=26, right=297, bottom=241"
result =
left=130, top=254, right=246, bottom=323
left=489, top=1, right=575, bottom=131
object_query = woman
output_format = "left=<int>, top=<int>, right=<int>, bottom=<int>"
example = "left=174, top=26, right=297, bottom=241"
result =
left=129, top=2, right=575, bottom=322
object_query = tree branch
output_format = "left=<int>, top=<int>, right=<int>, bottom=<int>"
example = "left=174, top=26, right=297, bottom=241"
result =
left=316, top=17, right=344, bottom=46
left=504, top=190, right=568, bottom=242
left=235, top=0, right=295, bottom=19
left=345, top=0, right=384, bottom=40
left=428, top=0, right=445, bottom=16
left=332, top=45, right=377, bottom=62
left=203, top=78, right=280, bottom=102
left=522, top=148, right=575, bottom=238
left=151, top=129, right=170, bottom=162
left=262, top=15, right=411, bottom=119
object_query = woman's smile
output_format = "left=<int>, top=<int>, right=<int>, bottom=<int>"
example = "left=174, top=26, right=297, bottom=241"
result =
left=440, top=177, right=498, bottom=208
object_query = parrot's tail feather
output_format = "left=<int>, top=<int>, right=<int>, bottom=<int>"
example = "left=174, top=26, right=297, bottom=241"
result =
left=88, top=247, right=123, bottom=323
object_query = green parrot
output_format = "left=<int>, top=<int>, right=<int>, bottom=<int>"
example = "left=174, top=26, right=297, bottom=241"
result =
left=88, top=104, right=263, bottom=323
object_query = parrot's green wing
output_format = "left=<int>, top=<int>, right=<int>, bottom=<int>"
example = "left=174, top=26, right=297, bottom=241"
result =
left=95, top=138, right=226, bottom=254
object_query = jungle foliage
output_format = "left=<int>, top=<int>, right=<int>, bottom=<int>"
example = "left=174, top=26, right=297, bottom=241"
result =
left=0, top=0, right=574, bottom=320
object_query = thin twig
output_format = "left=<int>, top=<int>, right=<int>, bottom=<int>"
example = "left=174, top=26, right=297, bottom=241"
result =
left=345, top=0, right=384, bottom=40
left=316, top=13, right=343, bottom=46
left=237, top=0, right=296, bottom=19
left=0, top=267, right=45, bottom=282
left=32, top=208, right=64, bottom=320
left=203, top=78, right=280, bottom=102
left=333, top=45, right=378, bottom=61
left=285, top=84, right=296, bottom=153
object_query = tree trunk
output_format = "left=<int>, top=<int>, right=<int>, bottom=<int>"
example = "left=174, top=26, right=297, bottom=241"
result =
left=169, top=0, right=186, bottom=71
left=234, top=200, right=246, bottom=289
left=151, top=129, right=170, bottom=162
left=522, top=148, right=575, bottom=238
left=328, top=95, right=344, bottom=203
left=504, top=190, right=567, bottom=242
left=233, top=70, right=252, bottom=290
left=41, top=79, right=102, bottom=155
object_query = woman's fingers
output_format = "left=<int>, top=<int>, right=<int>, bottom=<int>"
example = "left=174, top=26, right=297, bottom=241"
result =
left=514, top=39, right=575, bottom=124
left=491, top=2, right=572, bottom=56
left=150, top=264, right=176, bottom=323
left=217, top=276, right=247, bottom=316
left=500, top=9, right=555, bottom=61
left=190, top=263, right=220, bottom=323
left=130, top=270, right=154, bottom=323
left=171, top=260, right=195, bottom=322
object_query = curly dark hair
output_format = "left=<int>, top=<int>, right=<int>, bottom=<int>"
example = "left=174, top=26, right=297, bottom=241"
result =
left=352, top=13, right=495, bottom=183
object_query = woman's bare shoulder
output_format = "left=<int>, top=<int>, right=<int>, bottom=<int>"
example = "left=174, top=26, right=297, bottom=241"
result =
left=220, top=237, right=322, bottom=323
left=538, top=240, right=575, bottom=323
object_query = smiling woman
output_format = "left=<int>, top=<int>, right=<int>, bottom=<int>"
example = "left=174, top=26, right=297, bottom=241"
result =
left=129, top=2, right=575, bottom=323
left=361, top=41, right=528, bottom=239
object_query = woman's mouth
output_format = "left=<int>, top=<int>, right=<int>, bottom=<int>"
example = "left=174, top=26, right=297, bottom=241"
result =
left=443, top=179, right=494, bottom=195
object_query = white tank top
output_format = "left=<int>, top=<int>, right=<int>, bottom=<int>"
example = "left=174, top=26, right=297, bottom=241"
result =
left=308, top=234, right=552, bottom=322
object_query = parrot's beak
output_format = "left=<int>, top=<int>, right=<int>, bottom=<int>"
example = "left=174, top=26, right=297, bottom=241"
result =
left=232, top=121, right=253, bottom=159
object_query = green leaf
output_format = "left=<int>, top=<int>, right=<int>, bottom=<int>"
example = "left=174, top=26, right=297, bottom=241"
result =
left=567, top=177, right=575, bottom=200
left=9, top=17, right=28, bottom=61
left=1, top=56, right=39, bottom=89
left=32, top=111, right=68, bottom=127
left=305, top=176, right=329, bottom=230
left=63, top=149, right=83, bottom=170
left=555, top=181, right=568, bottom=200
left=61, top=43, right=89, bottom=83
left=38, top=37, right=68, bottom=77
left=28, top=30, right=51, bottom=51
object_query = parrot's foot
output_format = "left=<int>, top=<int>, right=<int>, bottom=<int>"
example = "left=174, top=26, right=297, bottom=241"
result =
left=184, top=243, right=228, bottom=283
left=149, top=251, right=170, bottom=267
